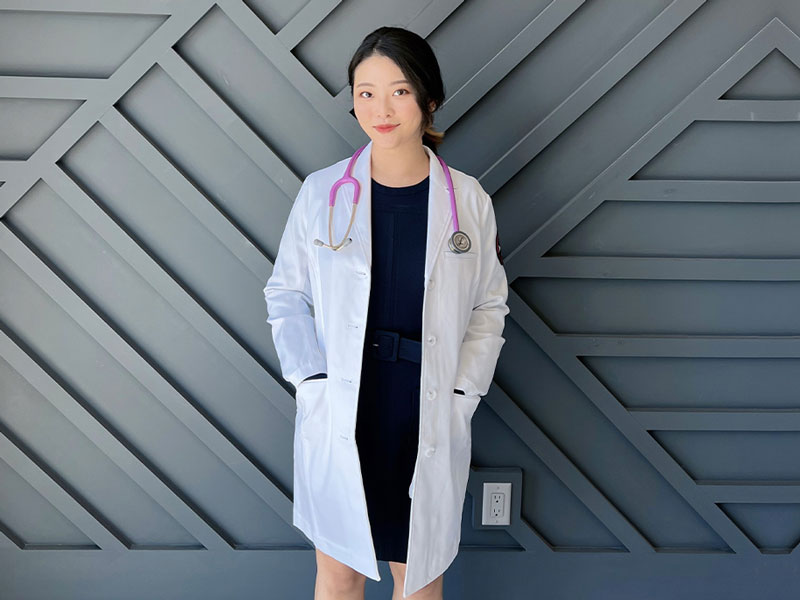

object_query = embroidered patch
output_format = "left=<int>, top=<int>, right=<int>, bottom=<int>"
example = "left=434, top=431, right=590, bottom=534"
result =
left=496, top=232, right=504, bottom=265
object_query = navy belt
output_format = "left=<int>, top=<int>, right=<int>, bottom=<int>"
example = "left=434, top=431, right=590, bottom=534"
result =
left=367, top=328, right=421, bottom=364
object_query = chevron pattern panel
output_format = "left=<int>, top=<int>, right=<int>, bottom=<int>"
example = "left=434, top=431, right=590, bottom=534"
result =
left=3, top=1, right=800, bottom=598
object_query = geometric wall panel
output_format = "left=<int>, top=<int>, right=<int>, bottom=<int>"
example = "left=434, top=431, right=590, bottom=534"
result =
left=548, top=201, right=800, bottom=258
left=517, top=278, right=800, bottom=335
left=0, top=356, right=201, bottom=548
left=718, top=503, right=800, bottom=553
left=177, top=6, right=353, bottom=175
left=0, top=10, right=164, bottom=77
left=0, top=99, right=81, bottom=160
left=4, top=0, right=800, bottom=597
left=722, top=49, right=800, bottom=100
left=115, top=64, right=291, bottom=260
left=634, top=121, right=800, bottom=180
left=0, top=456, right=97, bottom=549
left=583, top=357, right=800, bottom=409
left=652, top=431, right=800, bottom=482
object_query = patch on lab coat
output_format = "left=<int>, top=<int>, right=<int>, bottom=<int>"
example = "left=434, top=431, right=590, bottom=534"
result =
left=496, top=232, right=504, bottom=266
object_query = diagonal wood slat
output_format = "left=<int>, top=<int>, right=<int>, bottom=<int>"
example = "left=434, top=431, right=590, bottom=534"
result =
left=0, top=0, right=217, bottom=218
left=505, top=17, right=797, bottom=269
left=0, top=208, right=296, bottom=530
left=435, top=0, right=586, bottom=133
left=276, top=0, right=343, bottom=51
left=156, top=49, right=301, bottom=199
left=508, top=289, right=757, bottom=554
left=480, top=0, right=707, bottom=195
left=0, top=326, right=228, bottom=551
left=5, top=4, right=800, bottom=597
left=40, top=163, right=296, bottom=422
left=99, top=106, right=271, bottom=281
left=498, top=19, right=800, bottom=556
left=0, top=429, right=123, bottom=550
left=484, top=382, right=653, bottom=553
left=216, top=0, right=363, bottom=148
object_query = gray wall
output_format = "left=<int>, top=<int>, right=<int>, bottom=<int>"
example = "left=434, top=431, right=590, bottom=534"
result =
left=2, top=0, right=800, bottom=598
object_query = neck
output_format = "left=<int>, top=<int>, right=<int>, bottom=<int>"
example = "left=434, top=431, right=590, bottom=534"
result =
left=370, top=140, right=429, bottom=186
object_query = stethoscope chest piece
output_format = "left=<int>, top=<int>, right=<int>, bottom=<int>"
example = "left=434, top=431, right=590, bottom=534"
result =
left=448, top=230, right=471, bottom=253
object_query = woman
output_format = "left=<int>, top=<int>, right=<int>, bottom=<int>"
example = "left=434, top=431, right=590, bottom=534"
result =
left=264, top=26, right=509, bottom=599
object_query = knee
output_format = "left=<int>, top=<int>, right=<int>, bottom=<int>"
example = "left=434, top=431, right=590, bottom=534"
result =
left=315, top=549, right=366, bottom=594
left=317, top=571, right=365, bottom=596
left=391, top=565, right=443, bottom=600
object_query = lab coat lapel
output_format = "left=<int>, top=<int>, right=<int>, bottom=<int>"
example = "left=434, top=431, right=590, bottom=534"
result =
left=349, top=140, right=454, bottom=279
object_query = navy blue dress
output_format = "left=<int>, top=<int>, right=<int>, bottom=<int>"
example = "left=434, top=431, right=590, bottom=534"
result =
left=355, top=175, right=429, bottom=563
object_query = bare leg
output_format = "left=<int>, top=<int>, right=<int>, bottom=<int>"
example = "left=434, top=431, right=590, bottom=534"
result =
left=388, top=561, right=443, bottom=600
left=314, top=548, right=367, bottom=600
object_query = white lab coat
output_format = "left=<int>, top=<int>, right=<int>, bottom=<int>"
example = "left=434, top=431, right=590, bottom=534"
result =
left=264, top=140, right=509, bottom=598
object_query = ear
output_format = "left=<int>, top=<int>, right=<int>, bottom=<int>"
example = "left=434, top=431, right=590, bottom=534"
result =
left=428, top=100, right=436, bottom=112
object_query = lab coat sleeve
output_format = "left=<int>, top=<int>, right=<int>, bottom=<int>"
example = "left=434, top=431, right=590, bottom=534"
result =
left=453, top=190, right=510, bottom=397
left=264, top=177, right=328, bottom=391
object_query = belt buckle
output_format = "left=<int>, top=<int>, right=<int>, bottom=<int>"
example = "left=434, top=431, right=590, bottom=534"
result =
left=372, top=330, right=399, bottom=361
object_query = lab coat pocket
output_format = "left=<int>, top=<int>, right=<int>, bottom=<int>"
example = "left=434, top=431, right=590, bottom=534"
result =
left=296, top=378, right=329, bottom=441
left=451, top=390, right=481, bottom=458
left=450, top=390, right=481, bottom=509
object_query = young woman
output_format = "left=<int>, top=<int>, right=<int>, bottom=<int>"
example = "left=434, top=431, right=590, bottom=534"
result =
left=265, top=26, right=509, bottom=599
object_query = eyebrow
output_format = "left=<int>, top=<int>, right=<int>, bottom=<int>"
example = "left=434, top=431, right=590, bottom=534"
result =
left=356, top=80, right=410, bottom=88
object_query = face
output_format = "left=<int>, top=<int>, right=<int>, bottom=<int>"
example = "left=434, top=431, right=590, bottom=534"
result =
left=353, top=53, right=432, bottom=150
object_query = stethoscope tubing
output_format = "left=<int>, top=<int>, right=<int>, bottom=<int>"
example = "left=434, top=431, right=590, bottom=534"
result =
left=316, top=143, right=469, bottom=253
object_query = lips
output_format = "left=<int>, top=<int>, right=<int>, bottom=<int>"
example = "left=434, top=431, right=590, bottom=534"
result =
left=375, top=124, right=398, bottom=133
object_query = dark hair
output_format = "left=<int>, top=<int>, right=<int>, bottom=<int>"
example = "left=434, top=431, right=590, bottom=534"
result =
left=347, top=26, right=446, bottom=154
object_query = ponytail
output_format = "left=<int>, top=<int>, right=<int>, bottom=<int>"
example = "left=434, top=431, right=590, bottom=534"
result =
left=422, top=125, right=444, bottom=155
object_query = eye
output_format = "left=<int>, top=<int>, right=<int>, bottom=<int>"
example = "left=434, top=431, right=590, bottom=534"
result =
left=358, top=89, right=411, bottom=99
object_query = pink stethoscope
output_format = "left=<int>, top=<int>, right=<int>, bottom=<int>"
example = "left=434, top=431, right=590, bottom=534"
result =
left=313, top=143, right=472, bottom=254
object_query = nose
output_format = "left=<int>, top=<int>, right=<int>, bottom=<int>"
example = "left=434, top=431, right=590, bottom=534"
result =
left=377, top=95, right=393, bottom=119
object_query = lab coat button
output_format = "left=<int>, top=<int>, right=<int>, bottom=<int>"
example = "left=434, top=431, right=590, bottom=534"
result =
left=426, top=389, right=436, bottom=400
left=424, top=447, right=436, bottom=457
left=427, top=335, right=436, bottom=345
left=427, top=278, right=435, bottom=289
left=356, top=270, right=367, bottom=278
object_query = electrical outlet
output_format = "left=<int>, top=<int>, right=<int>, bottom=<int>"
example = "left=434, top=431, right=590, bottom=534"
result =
left=491, top=492, right=504, bottom=517
left=482, top=482, right=511, bottom=525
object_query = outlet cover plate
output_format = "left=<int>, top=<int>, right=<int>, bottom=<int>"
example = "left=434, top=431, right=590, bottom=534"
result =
left=468, top=467, right=522, bottom=530
left=482, top=482, right=512, bottom=525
